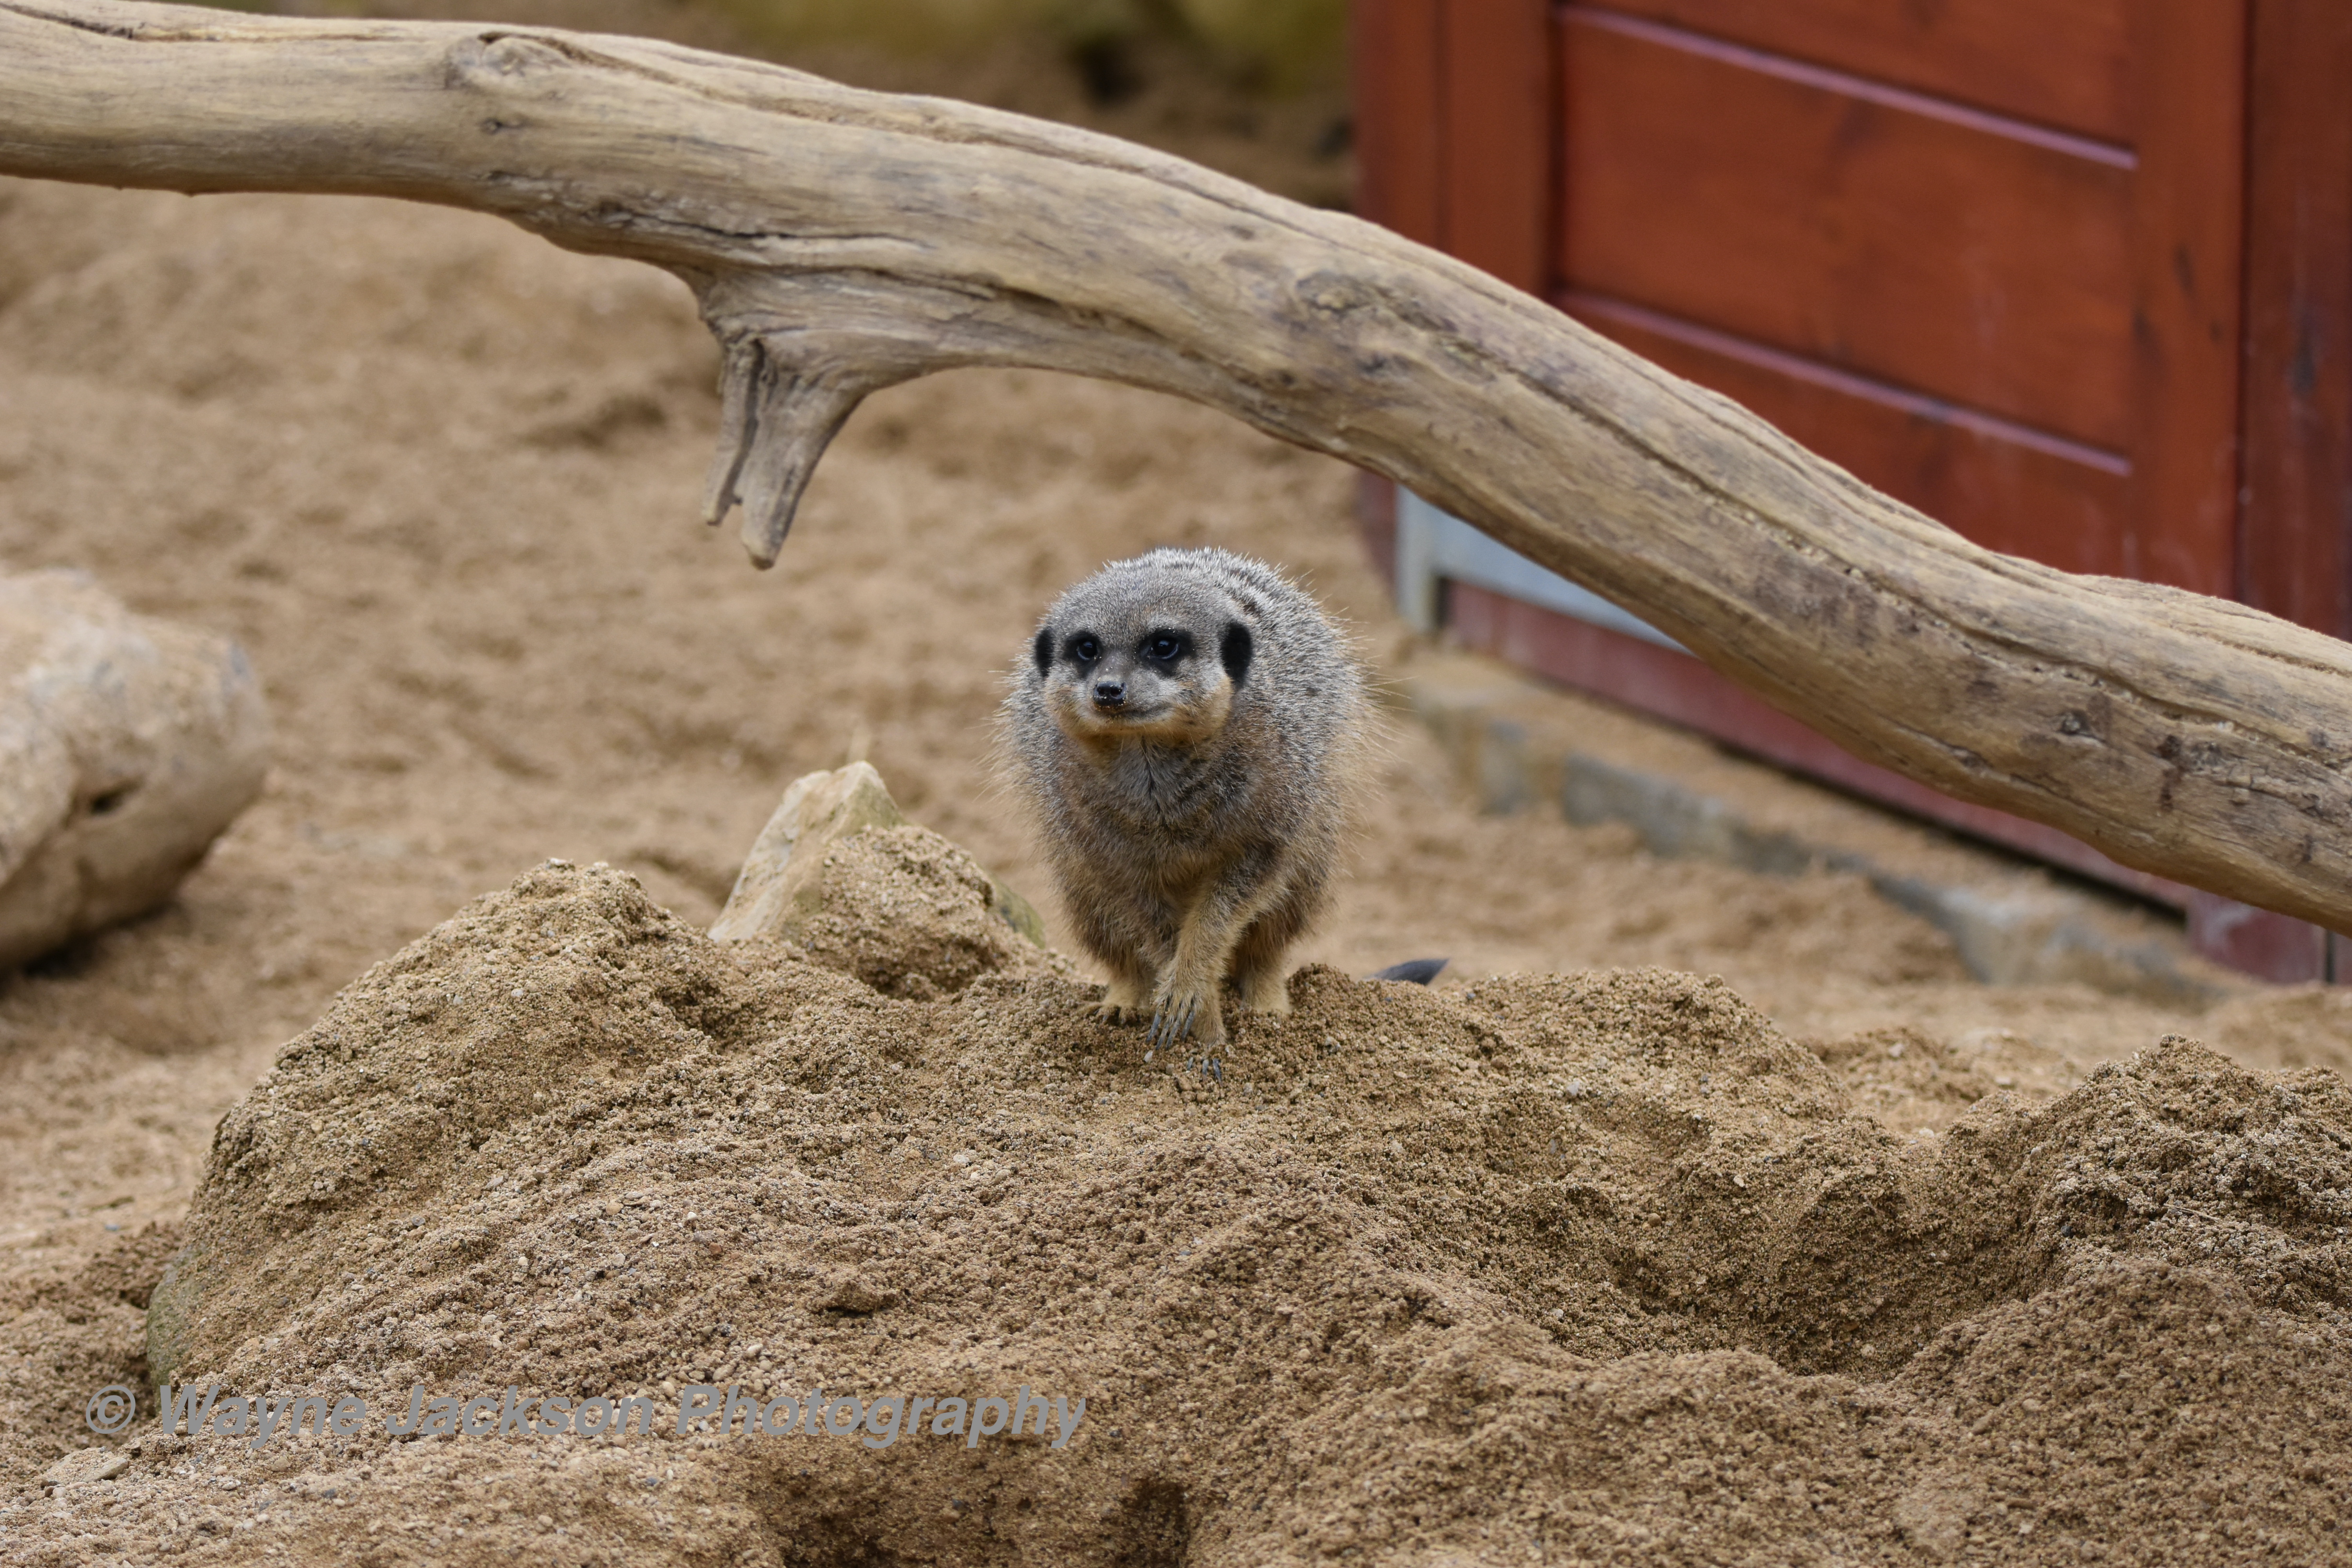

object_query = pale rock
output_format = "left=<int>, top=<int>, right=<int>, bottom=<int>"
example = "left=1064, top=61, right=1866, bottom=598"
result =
left=0, top=570, right=268, bottom=967
left=711, top=761, right=1046, bottom=998
left=42, top=1448, right=131, bottom=1488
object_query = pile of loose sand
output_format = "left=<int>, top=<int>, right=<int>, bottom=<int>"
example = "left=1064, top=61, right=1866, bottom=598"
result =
left=22, top=851, right=2350, bottom=1564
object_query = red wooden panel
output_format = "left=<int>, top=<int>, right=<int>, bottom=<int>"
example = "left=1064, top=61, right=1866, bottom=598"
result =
left=1350, top=0, right=1444, bottom=243
left=1444, top=581, right=2195, bottom=907
left=1558, top=8, right=2135, bottom=449
left=2187, top=892, right=2330, bottom=984
left=1591, top=0, right=2129, bottom=143
left=2120, top=0, right=2248, bottom=598
left=1438, top=0, right=1553, bottom=294
left=1566, top=292, right=2131, bottom=574
left=1356, top=470, right=1399, bottom=593
left=2239, top=0, right=2352, bottom=637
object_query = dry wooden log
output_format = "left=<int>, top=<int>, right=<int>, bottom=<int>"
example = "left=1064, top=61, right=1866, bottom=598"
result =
left=4, top=0, right=2350, bottom=932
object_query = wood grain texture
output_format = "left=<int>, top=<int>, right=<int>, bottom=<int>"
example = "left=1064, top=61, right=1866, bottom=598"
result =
left=5, top=0, right=2352, bottom=933
left=1438, top=0, right=1552, bottom=294
left=1558, top=9, right=2135, bottom=449
left=2120, top=0, right=2247, bottom=597
left=1350, top=0, right=1443, bottom=244
left=2241, top=0, right=2352, bottom=638
left=1583, top=0, right=2130, bottom=143
left=1565, top=292, right=2131, bottom=576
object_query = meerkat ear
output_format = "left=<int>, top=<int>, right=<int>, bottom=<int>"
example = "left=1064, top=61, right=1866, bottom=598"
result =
left=1032, top=627, right=1053, bottom=677
left=1220, top=621, right=1254, bottom=686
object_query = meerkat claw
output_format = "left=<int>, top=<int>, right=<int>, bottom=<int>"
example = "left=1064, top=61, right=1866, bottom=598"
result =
left=1148, top=997, right=1195, bottom=1048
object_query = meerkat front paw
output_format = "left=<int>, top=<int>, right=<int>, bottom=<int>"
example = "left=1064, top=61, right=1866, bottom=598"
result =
left=1094, top=975, right=1150, bottom=1024
left=1147, top=985, right=1225, bottom=1048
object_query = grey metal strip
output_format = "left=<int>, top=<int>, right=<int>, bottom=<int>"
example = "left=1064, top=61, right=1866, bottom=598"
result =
left=1393, top=491, right=1688, bottom=652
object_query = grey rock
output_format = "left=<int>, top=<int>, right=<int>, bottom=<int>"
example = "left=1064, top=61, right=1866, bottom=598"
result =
left=0, top=570, right=269, bottom=967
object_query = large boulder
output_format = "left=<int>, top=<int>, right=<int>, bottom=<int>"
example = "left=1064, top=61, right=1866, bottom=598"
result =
left=0, top=569, right=267, bottom=966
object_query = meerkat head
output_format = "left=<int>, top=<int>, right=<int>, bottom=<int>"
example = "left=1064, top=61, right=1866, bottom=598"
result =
left=1029, top=561, right=1255, bottom=748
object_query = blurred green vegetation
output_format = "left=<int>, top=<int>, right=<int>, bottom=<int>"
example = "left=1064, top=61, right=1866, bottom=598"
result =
left=711, top=0, right=1345, bottom=93
left=1169, top=0, right=1346, bottom=92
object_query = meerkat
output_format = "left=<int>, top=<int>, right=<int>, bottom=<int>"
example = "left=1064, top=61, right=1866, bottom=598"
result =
left=1005, top=547, right=1368, bottom=1048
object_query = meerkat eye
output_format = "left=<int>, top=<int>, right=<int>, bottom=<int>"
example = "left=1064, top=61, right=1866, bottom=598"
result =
left=1069, top=635, right=1101, bottom=664
left=1144, top=633, right=1186, bottom=662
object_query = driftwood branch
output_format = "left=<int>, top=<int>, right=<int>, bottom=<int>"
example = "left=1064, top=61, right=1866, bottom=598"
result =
left=5, top=0, right=2351, bottom=933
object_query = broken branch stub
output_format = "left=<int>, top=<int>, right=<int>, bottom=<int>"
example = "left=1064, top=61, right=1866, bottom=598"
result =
left=4, top=0, right=2352, bottom=931
left=697, top=336, right=909, bottom=566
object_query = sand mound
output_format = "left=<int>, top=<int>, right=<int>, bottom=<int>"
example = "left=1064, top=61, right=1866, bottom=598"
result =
left=114, top=860, right=2351, bottom=1564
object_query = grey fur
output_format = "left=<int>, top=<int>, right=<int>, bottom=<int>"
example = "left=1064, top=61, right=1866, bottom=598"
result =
left=1005, top=547, right=1368, bottom=1046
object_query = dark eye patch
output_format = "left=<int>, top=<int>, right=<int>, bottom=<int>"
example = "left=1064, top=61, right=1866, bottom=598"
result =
left=1067, top=634, right=1102, bottom=664
left=1141, top=630, right=1189, bottom=663
left=1220, top=621, right=1253, bottom=686
left=1032, top=628, right=1053, bottom=677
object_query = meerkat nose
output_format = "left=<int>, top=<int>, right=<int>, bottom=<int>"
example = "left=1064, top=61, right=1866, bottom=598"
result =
left=1092, top=681, right=1126, bottom=710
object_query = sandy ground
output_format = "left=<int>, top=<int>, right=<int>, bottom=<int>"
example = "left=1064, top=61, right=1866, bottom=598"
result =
left=0, top=16, right=2348, bottom=1564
